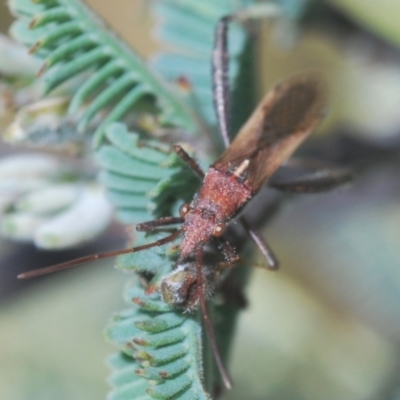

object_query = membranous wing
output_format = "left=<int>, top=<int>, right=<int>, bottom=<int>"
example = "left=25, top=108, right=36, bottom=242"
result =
left=213, top=73, right=325, bottom=192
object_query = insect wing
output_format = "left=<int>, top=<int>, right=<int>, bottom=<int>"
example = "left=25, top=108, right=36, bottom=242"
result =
left=213, top=74, right=325, bottom=192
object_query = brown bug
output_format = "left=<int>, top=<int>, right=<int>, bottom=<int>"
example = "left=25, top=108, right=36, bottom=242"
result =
left=18, top=15, right=350, bottom=390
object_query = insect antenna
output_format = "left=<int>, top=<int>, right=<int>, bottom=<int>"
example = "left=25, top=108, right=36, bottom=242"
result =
left=239, top=217, right=279, bottom=269
left=173, top=144, right=205, bottom=179
left=196, top=246, right=233, bottom=390
left=18, top=229, right=183, bottom=279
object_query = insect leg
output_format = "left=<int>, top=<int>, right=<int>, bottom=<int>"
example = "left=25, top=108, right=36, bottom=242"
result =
left=136, top=216, right=184, bottom=232
left=212, top=6, right=282, bottom=150
left=217, top=238, right=240, bottom=268
left=196, top=246, right=233, bottom=390
left=269, top=159, right=353, bottom=193
left=212, top=16, right=232, bottom=148
left=173, top=144, right=205, bottom=179
left=214, top=0, right=301, bottom=150
left=18, top=230, right=183, bottom=279
left=239, top=217, right=279, bottom=270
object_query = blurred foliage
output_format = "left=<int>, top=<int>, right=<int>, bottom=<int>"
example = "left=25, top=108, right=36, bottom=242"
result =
left=8, top=0, right=198, bottom=147
left=0, top=153, right=113, bottom=249
left=0, top=263, right=126, bottom=400
left=1, top=0, right=400, bottom=400
left=329, top=0, right=400, bottom=47
left=97, top=123, right=199, bottom=224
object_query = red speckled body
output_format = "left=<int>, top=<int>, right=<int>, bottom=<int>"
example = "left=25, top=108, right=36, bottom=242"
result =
left=179, top=167, right=253, bottom=260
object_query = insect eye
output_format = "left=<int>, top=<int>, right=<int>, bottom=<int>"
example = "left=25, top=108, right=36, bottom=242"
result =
left=212, top=223, right=226, bottom=237
left=179, top=203, right=191, bottom=218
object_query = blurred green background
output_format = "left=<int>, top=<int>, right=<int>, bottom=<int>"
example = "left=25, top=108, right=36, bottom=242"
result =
left=1, top=1, right=400, bottom=399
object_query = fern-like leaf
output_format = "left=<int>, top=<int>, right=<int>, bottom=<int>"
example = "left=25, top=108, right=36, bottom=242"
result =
left=99, top=123, right=225, bottom=398
left=9, top=0, right=198, bottom=146
left=106, top=232, right=210, bottom=400
left=97, top=123, right=199, bottom=225
left=151, top=0, right=253, bottom=127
